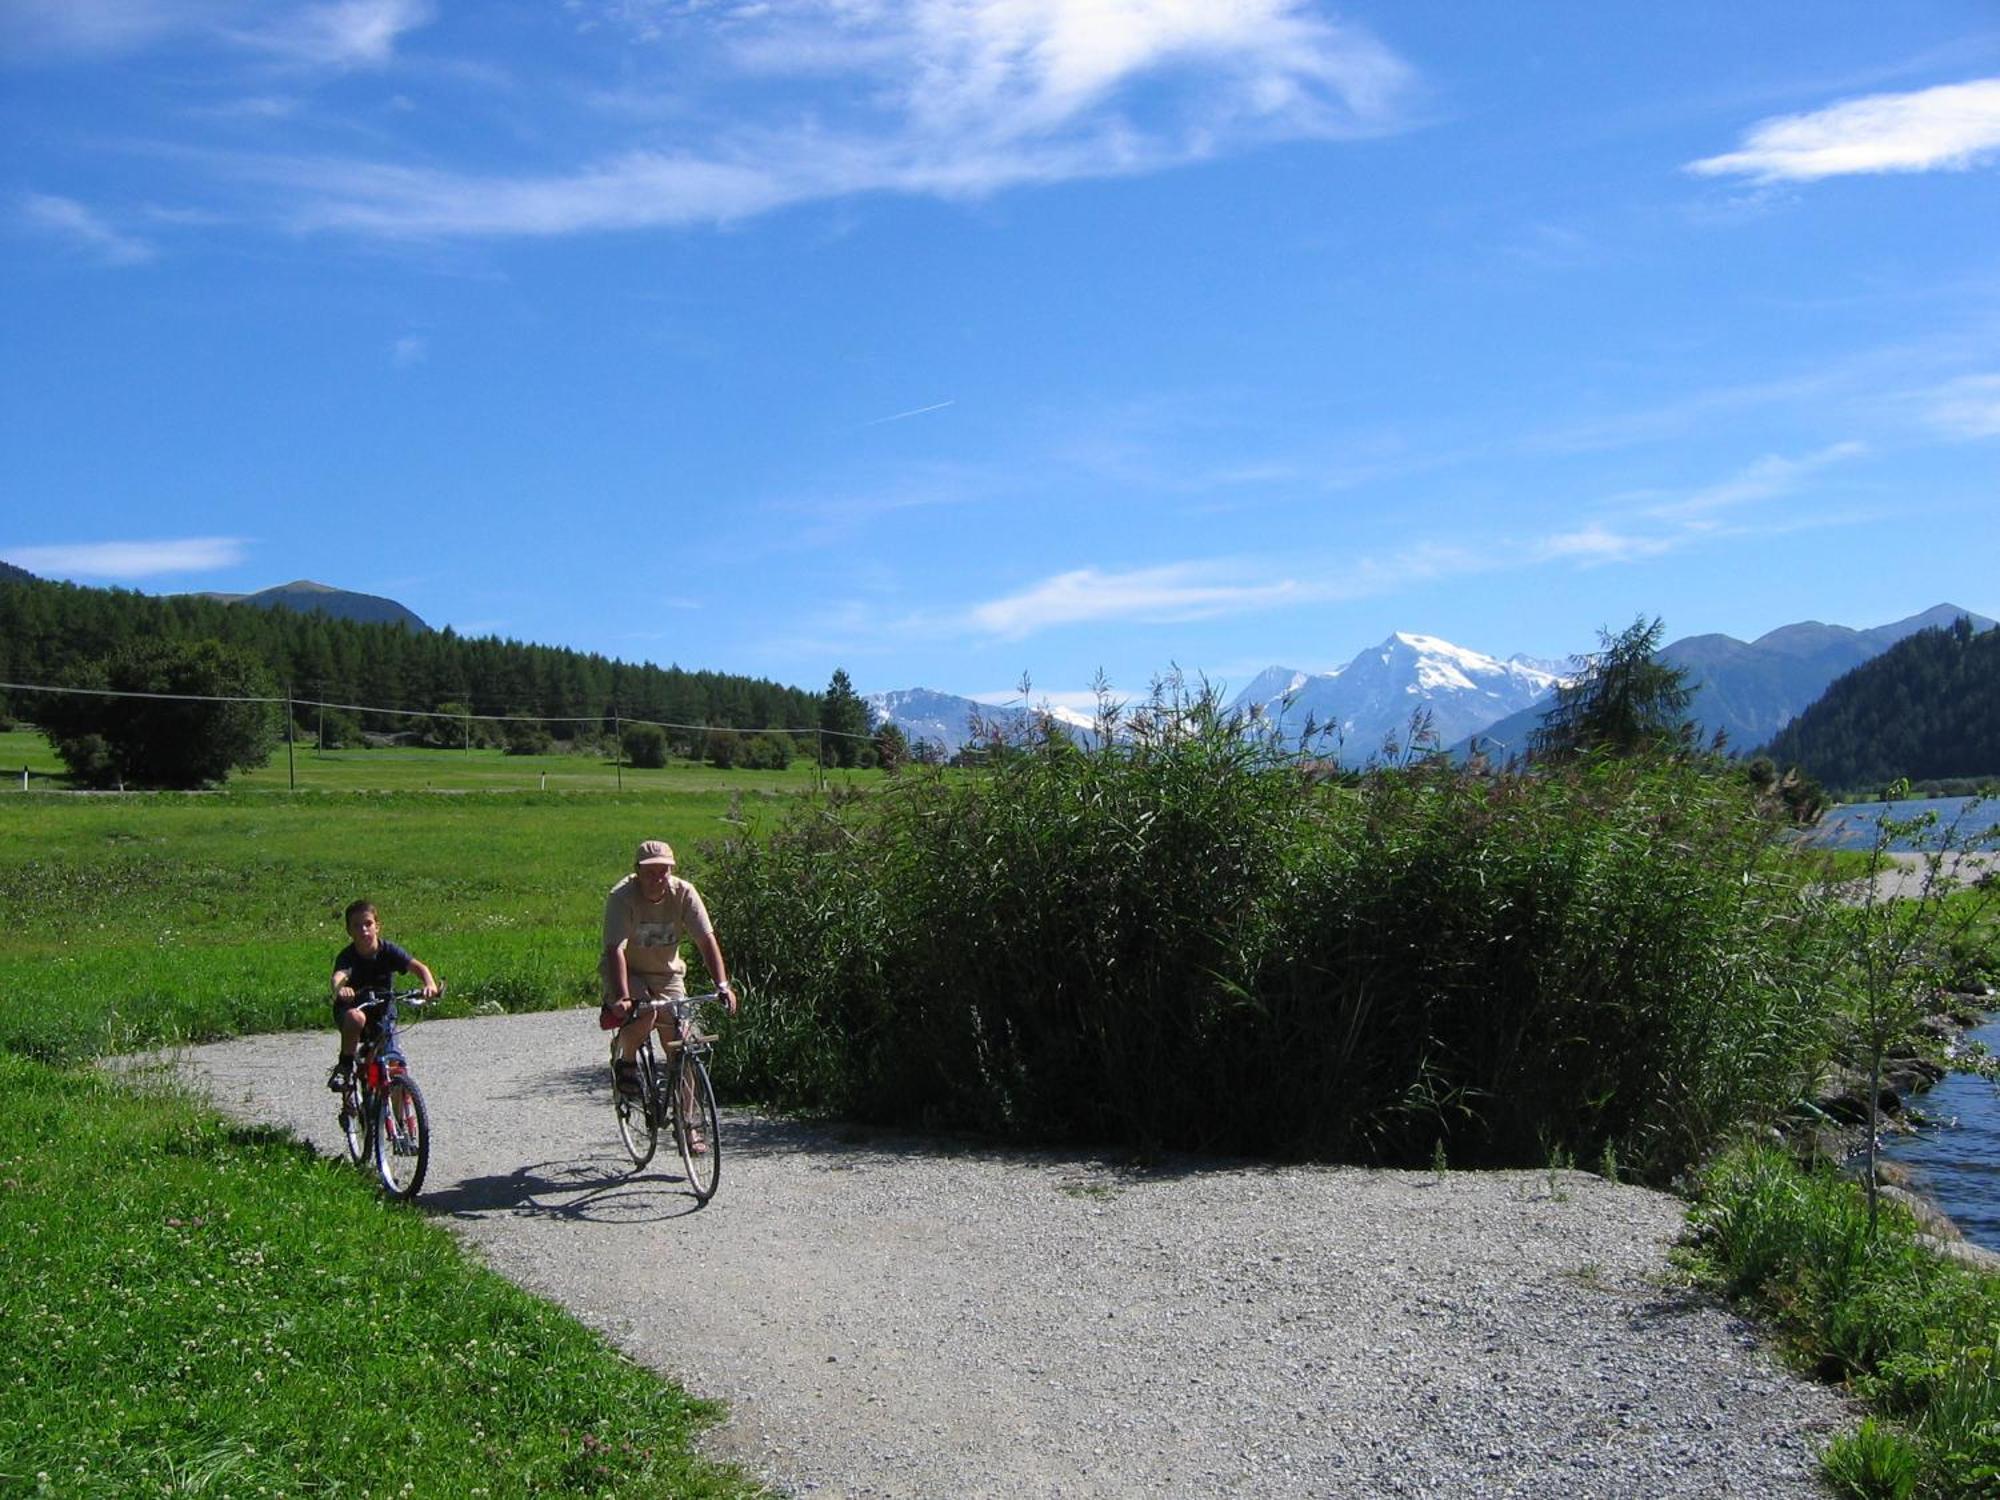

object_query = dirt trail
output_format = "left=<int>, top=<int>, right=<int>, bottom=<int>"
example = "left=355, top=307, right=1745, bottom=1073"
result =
left=164, top=1009, right=1851, bottom=1498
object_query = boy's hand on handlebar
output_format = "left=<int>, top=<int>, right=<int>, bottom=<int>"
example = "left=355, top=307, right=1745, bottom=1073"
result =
left=718, top=981, right=738, bottom=1016
left=420, top=981, right=440, bottom=1000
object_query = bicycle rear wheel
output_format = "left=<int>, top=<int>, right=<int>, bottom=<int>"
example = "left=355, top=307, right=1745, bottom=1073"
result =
left=673, top=1053, right=721, bottom=1204
left=373, top=1072, right=430, bottom=1200
left=615, top=1043, right=658, bottom=1169
left=339, top=1078, right=367, bottom=1163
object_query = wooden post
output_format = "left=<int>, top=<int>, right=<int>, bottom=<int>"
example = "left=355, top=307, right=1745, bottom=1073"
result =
left=286, top=688, right=296, bottom=791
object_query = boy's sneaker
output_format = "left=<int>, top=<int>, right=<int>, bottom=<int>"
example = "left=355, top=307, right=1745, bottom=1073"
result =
left=327, top=1059, right=353, bottom=1092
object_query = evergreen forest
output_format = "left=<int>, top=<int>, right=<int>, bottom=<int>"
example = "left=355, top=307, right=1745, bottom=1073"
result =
left=0, top=572, right=819, bottom=739
left=1760, top=617, right=2000, bottom=795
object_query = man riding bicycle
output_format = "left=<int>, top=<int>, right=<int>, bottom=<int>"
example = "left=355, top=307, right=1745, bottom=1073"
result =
left=600, top=840, right=738, bottom=1145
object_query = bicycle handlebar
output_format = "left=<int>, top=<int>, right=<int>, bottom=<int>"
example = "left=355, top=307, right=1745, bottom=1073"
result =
left=357, top=983, right=444, bottom=1008
left=632, top=989, right=727, bottom=1018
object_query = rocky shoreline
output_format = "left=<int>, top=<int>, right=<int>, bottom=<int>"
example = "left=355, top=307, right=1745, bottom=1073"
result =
left=1806, top=988, right=2000, bottom=1273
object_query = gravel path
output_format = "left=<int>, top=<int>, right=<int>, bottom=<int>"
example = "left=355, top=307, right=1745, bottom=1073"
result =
left=164, top=1008, right=1850, bottom=1498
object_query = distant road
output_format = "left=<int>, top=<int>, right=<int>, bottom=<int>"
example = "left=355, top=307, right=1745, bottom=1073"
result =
left=167, top=1009, right=1851, bottom=1499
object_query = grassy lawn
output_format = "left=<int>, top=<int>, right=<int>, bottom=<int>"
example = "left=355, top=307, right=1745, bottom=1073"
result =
left=0, top=766, right=849, bottom=1498
left=0, top=1052, right=758, bottom=1498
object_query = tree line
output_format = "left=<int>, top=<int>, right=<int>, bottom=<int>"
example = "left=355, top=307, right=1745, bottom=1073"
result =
left=0, top=573, right=822, bottom=739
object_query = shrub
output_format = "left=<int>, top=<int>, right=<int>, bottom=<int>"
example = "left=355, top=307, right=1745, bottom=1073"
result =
left=621, top=723, right=668, bottom=769
left=40, top=638, right=279, bottom=788
left=505, top=719, right=554, bottom=756
left=707, top=678, right=1838, bottom=1182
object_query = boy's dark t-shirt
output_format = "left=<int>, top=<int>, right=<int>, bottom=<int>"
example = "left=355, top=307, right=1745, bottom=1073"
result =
left=333, top=940, right=414, bottom=998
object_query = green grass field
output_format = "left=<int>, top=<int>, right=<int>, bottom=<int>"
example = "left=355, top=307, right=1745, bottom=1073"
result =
left=0, top=758, right=846, bottom=1497
left=0, top=724, right=877, bottom=1064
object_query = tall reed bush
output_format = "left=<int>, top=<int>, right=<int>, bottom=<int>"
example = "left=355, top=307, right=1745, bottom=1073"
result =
left=708, top=682, right=1839, bottom=1183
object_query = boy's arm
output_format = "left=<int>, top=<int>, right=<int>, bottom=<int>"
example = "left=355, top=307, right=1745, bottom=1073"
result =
left=332, top=965, right=355, bottom=1003
left=407, top=957, right=439, bottom=999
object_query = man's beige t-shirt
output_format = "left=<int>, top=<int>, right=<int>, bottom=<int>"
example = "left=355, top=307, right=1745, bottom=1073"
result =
left=602, top=874, right=713, bottom=996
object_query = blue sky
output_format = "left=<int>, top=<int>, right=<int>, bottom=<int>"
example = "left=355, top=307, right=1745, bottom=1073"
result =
left=4, top=2, right=1998, bottom=711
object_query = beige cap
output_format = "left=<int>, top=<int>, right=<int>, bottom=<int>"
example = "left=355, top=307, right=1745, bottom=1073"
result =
left=634, top=839, right=676, bottom=868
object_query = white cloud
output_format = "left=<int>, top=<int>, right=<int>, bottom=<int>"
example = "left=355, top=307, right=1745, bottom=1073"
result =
left=230, top=0, right=434, bottom=68
left=967, top=563, right=1301, bottom=638
left=270, top=0, right=1416, bottom=238
left=20, top=193, right=154, bottom=265
left=6, top=537, right=251, bottom=579
left=1688, top=77, right=2000, bottom=182
left=1535, top=524, right=1674, bottom=567
left=1923, top=374, right=2000, bottom=439
left=391, top=333, right=427, bottom=365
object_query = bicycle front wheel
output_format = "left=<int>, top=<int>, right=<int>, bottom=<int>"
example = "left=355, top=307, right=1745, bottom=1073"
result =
left=673, top=1053, right=721, bottom=1204
left=373, top=1072, right=430, bottom=1200
left=615, top=1044, right=658, bottom=1169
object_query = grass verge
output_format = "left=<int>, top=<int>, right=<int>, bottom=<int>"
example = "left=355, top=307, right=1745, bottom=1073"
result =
left=0, top=1051, right=760, bottom=1498
left=1683, top=1141, right=2000, bottom=1499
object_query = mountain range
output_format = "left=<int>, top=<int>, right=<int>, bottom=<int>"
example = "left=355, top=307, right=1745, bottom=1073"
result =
left=1454, top=604, right=1996, bottom=762
left=863, top=605, right=1993, bottom=766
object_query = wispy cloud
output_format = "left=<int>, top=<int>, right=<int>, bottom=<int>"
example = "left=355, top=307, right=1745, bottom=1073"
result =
left=391, top=333, right=427, bottom=365
left=967, top=562, right=1304, bottom=639
left=1534, top=524, right=1675, bottom=566
left=1641, top=440, right=1868, bottom=521
left=2, top=0, right=431, bottom=65
left=229, top=0, right=434, bottom=69
left=21, top=193, right=154, bottom=265
left=1922, top=373, right=2000, bottom=439
left=255, top=1, right=1417, bottom=238
left=1688, top=77, right=2000, bottom=182
left=1536, top=442, right=1870, bottom=568
left=5, top=537, right=251, bottom=579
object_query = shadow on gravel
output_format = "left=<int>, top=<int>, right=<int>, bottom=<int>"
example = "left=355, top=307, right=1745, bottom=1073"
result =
left=425, top=1155, right=709, bottom=1224
left=717, top=1110, right=1276, bottom=1186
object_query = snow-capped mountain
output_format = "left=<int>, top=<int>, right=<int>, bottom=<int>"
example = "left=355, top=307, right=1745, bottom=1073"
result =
left=866, top=687, right=1095, bottom=758
left=1228, top=632, right=1564, bottom=763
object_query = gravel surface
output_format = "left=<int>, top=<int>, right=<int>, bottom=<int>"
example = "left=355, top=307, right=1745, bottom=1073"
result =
left=163, top=1008, right=1850, bottom=1498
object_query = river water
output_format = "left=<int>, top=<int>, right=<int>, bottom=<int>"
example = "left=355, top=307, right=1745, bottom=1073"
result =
left=1811, top=796, right=2000, bottom=1253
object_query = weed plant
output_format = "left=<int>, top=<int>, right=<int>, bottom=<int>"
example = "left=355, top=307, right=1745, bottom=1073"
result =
left=709, top=680, right=1840, bottom=1184
left=0, top=1052, right=754, bottom=1498
left=1686, top=1141, right=2000, bottom=1498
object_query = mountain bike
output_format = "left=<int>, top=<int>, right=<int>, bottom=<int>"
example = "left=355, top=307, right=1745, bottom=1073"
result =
left=335, top=988, right=434, bottom=1201
left=612, top=991, right=723, bottom=1204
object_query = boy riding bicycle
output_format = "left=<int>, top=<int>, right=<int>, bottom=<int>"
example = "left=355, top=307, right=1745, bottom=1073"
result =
left=329, top=899, right=440, bottom=1091
left=600, top=840, right=738, bottom=1148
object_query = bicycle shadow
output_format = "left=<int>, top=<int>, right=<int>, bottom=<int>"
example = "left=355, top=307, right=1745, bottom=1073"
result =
left=425, top=1153, right=711, bottom=1224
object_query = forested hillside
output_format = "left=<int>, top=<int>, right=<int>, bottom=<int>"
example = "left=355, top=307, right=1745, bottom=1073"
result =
left=1760, top=617, right=2000, bottom=792
left=0, top=574, right=818, bottom=737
